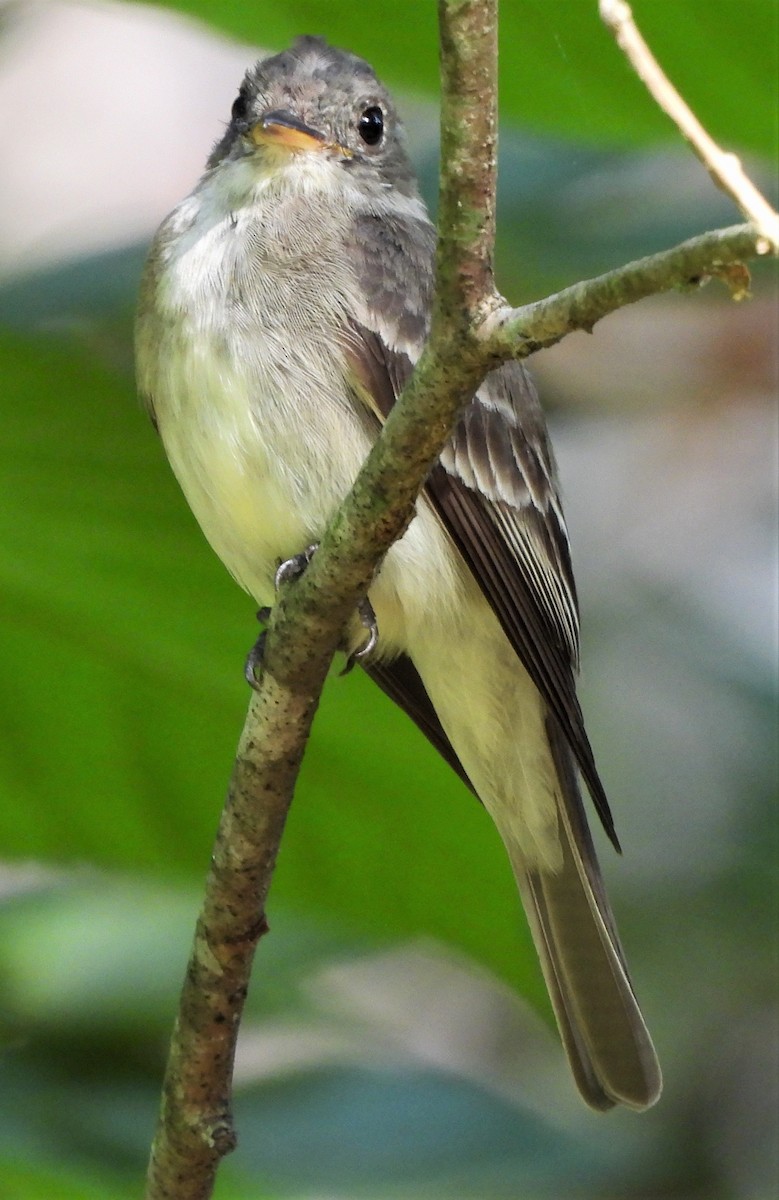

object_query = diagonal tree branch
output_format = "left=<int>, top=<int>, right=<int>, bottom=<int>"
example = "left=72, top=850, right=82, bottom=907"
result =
left=144, top=2, right=775, bottom=1197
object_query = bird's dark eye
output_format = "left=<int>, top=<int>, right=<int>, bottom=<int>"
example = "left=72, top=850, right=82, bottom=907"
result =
left=358, top=106, right=384, bottom=146
left=231, top=90, right=249, bottom=122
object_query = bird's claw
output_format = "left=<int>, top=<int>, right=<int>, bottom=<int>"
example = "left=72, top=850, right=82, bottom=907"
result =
left=274, top=544, right=318, bottom=590
left=244, top=547, right=319, bottom=690
left=244, top=607, right=272, bottom=691
left=340, top=596, right=379, bottom=675
left=245, top=545, right=379, bottom=685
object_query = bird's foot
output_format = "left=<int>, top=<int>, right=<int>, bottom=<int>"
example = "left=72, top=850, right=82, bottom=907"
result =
left=244, top=545, right=318, bottom=690
left=340, top=596, right=379, bottom=675
left=274, top=544, right=318, bottom=589
left=244, top=606, right=272, bottom=691
left=244, top=544, right=379, bottom=686
left=276, top=541, right=379, bottom=672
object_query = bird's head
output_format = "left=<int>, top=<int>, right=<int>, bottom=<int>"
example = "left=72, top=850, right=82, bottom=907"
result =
left=207, top=36, right=419, bottom=200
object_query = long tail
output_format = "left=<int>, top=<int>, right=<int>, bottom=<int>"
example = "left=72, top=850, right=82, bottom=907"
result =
left=365, top=646, right=661, bottom=1110
left=509, top=716, right=661, bottom=1110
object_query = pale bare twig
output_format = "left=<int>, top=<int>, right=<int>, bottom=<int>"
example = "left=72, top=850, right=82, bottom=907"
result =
left=600, top=0, right=779, bottom=253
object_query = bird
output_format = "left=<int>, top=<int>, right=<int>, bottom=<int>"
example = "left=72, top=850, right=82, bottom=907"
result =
left=135, top=35, right=662, bottom=1111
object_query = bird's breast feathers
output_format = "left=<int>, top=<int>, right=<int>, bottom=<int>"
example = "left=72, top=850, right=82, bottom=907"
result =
left=137, top=176, right=454, bottom=640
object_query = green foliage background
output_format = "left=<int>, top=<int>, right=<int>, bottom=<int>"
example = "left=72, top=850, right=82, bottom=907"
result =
left=0, top=2, right=776, bottom=1198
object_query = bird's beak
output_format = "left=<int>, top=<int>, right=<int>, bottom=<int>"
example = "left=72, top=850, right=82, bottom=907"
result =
left=249, top=109, right=328, bottom=152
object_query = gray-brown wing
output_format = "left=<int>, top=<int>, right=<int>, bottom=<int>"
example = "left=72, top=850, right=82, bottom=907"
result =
left=428, top=361, right=617, bottom=846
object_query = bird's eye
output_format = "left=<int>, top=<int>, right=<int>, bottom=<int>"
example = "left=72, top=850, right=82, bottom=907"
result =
left=231, top=90, right=249, bottom=122
left=358, top=106, right=384, bottom=146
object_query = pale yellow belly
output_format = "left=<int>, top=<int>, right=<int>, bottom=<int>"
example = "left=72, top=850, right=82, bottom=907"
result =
left=154, top=328, right=465, bottom=663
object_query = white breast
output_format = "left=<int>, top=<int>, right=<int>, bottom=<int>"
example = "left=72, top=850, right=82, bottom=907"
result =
left=141, top=166, right=377, bottom=606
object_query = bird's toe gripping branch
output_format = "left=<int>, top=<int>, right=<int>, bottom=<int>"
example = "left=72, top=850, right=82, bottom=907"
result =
left=244, top=544, right=379, bottom=687
left=274, top=543, right=319, bottom=590
left=244, top=606, right=273, bottom=690
left=340, top=596, right=379, bottom=675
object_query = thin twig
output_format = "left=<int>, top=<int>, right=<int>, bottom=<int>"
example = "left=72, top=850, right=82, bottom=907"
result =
left=600, top=0, right=779, bottom=253
left=483, top=223, right=761, bottom=356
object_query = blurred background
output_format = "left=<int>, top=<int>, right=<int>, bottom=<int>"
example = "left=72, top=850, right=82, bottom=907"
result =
left=0, top=1, right=776, bottom=1197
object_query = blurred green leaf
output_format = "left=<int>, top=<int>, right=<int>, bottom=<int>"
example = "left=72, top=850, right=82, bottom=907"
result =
left=0, top=1054, right=274, bottom=1198
left=0, top=880, right=366, bottom=1035
left=0, top=1161, right=139, bottom=1200
left=153, top=0, right=777, bottom=155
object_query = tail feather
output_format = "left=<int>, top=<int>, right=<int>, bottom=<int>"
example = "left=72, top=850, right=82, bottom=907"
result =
left=509, top=718, right=662, bottom=1110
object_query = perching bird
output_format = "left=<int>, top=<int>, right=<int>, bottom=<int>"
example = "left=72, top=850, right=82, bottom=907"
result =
left=135, top=36, right=661, bottom=1111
